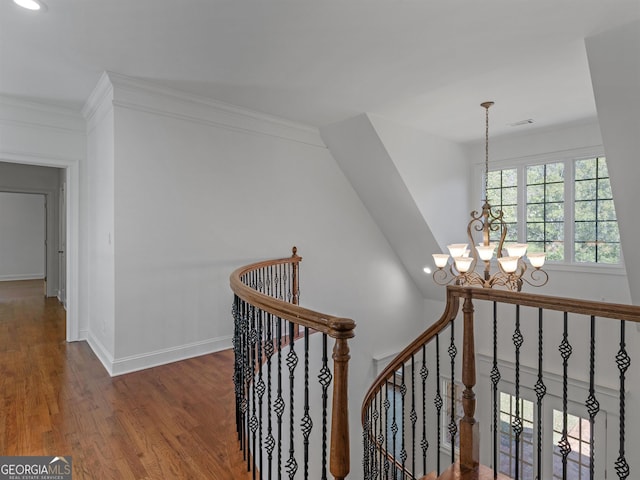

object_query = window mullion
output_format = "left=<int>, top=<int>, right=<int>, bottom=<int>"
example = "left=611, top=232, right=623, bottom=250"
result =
left=565, top=159, right=575, bottom=263
left=518, top=164, right=527, bottom=244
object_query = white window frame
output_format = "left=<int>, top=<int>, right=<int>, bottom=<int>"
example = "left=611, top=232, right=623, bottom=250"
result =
left=473, top=146, right=626, bottom=274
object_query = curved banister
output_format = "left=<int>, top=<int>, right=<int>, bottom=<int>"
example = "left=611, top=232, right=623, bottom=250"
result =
left=230, top=251, right=356, bottom=339
left=361, top=292, right=460, bottom=427
left=231, top=247, right=356, bottom=480
left=361, top=284, right=640, bottom=480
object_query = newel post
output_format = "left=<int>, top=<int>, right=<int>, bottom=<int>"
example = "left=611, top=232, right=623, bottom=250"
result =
left=460, top=292, right=480, bottom=473
left=329, top=319, right=356, bottom=480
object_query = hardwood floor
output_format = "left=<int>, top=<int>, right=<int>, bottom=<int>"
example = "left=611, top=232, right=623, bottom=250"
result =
left=0, top=280, right=252, bottom=479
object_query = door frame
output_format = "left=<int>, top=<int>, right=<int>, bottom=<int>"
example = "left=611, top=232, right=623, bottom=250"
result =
left=0, top=154, right=79, bottom=342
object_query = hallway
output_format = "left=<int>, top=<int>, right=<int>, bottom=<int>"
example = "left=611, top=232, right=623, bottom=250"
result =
left=0, top=280, right=251, bottom=479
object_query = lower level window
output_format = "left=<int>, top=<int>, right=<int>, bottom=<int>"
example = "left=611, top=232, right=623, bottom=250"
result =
left=499, top=392, right=534, bottom=479
left=552, top=410, right=592, bottom=479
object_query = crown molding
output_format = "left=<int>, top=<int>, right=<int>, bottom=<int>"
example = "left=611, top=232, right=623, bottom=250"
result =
left=101, top=71, right=325, bottom=148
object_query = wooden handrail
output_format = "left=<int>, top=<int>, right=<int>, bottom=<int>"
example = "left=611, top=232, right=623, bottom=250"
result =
left=362, top=283, right=640, bottom=480
left=230, top=253, right=355, bottom=339
left=361, top=292, right=460, bottom=427
left=446, top=285, right=640, bottom=322
left=231, top=248, right=356, bottom=480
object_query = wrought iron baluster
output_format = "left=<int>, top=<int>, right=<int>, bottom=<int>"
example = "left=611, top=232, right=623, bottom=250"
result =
left=420, top=344, right=429, bottom=477
left=410, top=354, right=416, bottom=478
left=380, top=387, right=385, bottom=480
left=535, top=308, right=547, bottom=480
left=372, top=389, right=379, bottom=480
left=265, top=314, right=275, bottom=479
left=301, top=327, right=312, bottom=479
left=615, top=320, right=630, bottom=480
left=490, top=301, right=501, bottom=480
left=285, top=321, right=298, bottom=479
left=585, top=315, right=599, bottom=480
left=448, top=321, right=457, bottom=465
left=250, top=306, right=258, bottom=478
left=319, top=333, right=332, bottom=480
left=275, top=316, right=284, bottom=480
left=435, top=334, right=442, bottom=475
left=257, top=310, right=266, bottom=478
left=392, top=374, right=397, bottom=479
left=384, top=382, right=390, bottom=478
left=363, top=404, right=370, bottom=479
left=558, top=312, right=572, bottom=480
left=512, top=305, right=524, bottom=480
left=400, top=363, right=407, bottom=477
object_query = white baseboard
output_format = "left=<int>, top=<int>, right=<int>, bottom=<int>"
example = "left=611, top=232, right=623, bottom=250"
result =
left=0, top=274, right=45, bottom=281
left=86, top=332, right=116, bottom=376
left=86, top=334, right=234, bottom=377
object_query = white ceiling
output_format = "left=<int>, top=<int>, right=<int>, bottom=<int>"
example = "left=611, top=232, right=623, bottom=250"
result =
left=1, top=0, right=639, bottom=142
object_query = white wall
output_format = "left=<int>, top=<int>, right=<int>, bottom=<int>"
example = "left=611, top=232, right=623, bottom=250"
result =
left=368, top=114, right=470, bottom=254
left=83, top=74, right=116, bottom=367
left=81, top=73, right=429, bottom=476
left=0, top=192, right=45, bottom=280
left=586, top=20, right=640, bottom=305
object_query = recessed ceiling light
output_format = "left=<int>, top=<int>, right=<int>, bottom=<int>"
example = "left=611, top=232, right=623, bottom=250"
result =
left=13, top=0, right=47, bottom=11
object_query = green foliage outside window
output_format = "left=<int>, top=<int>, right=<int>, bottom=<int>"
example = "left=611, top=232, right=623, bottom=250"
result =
left=486, top=157, right=620, bottom=265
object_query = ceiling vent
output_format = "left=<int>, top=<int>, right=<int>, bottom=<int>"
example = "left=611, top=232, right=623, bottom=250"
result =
left=510, top=119, right=534, bottom=127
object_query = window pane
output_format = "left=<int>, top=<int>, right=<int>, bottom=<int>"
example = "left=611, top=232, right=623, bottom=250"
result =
left=546, top=162, right=564, bottom=183
left=527, top=223, right=544, bottom=241
left=527, top=204, right=544, bottom=222
left=575, top=201, right=596, bottom=221
left=597, top=200, right=617, bottom=221
left=502, top=186, right=518, bottom=205
left=597, top=157, right=609, bottom=177
left=546, top=241, right=564, bottom=261
left=575, top=243, right=596, bottom=263
left=575, top=159, right=597, bottom=180
left=545, top=222, right=564, bottom=240
left=598, top=178, right=613, bottom=199
left=527, top=165, right=544, bottom=184
left=598, top=221, right=620, bottom=242
left=487, top=170, right=502, bottom=189
left=546, top=183, right=564, bottom=202
left=575, top=222, right=596, bottom=242
left=487, top=188, right=501, bottom=205
left=527, top=184, right=544, bottom=203
left=503, top=168, right=518, bottom=187
left=575, top=180, right=596, bottom=201
left=501, top=205, right=517, bottom=222
left=546, top=202, right=564, bottom=222
left=527, top=242, right=545, bottom=254
left=598, top=243, right=621, bottom=264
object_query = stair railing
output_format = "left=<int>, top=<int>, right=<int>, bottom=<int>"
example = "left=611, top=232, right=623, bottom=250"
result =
left=362, top=285, right=640, bottom=480
left=231, top=247, right=355, bottom=480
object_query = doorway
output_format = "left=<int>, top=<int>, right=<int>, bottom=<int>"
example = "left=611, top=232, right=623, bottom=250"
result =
left=0, top=192, right=46, bottom=284
left=0, top=159, right=78, bottom=342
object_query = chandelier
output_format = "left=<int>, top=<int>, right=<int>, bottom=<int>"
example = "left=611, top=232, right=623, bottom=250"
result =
left=431, top=101, right=548, bottom=292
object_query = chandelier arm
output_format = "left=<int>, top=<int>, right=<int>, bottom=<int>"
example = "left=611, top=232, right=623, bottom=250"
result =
left=433, top=268, right=454, bottom=286
left=521, top=268, right=549, bottom=288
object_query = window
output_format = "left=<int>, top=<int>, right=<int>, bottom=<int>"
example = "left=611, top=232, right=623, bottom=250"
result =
left=487, top=168, right=518, bottom=244
left=499, top=392, right=534, bottom=479
left=526, top=162, right=564, bottom=261
left=487, top=156, right=620, bottom=264
left=552, top=410, right=592, bottom=480
left=574, top=158, right=620, bottom=263
left=443, top=379, right=464, bottom=452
